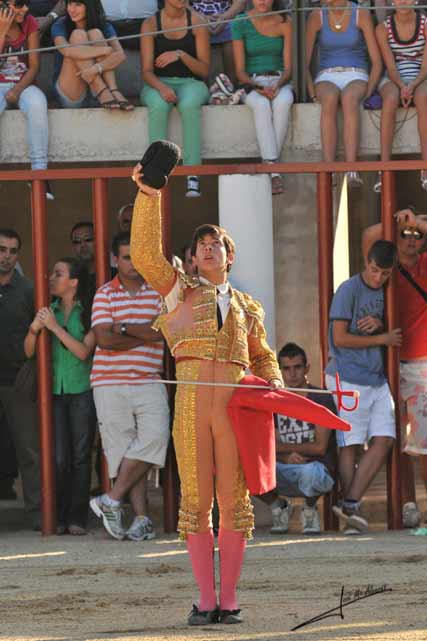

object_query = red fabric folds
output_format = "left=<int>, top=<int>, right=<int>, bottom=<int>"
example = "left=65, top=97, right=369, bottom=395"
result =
left=227, top=375, right=351, bottom=495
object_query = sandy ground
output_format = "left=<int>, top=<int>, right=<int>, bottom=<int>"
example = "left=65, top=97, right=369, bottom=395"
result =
left=1, top=492, right=427, bottom=641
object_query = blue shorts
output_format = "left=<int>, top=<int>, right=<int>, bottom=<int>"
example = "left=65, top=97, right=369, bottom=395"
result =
left=276, top=461, right=334, bottom=498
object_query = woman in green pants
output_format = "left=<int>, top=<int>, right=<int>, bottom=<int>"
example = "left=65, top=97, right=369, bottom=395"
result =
left=140, top=0, right=210, bottom=198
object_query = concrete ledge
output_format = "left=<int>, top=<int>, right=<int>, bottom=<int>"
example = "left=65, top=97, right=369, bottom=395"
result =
left=0, top=103, right=421, bottom=164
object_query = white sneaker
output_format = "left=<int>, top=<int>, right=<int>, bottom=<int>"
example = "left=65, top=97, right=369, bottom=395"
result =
left=301, top=505, right=321, bottom=534
left=345, top=171, right=363, bottom=189
left=332, top=504, right=368, bottom=533
left=270, top=502, right=293, bottom=534
left=126, top=515, right=156, bottom=541
left=90, top=495, right=125, bottom=540
left=373, top=171, right=382, bottom=194
left=186, top=176, right=201, bottom=197
left=402, top=502, right=421, bottom=528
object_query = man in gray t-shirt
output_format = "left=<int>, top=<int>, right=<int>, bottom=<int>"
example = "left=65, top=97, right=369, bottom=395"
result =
left=325, top=240, right=401, bottom=534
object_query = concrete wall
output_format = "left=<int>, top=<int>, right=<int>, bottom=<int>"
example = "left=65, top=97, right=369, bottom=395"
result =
left=0, top=104, right=422, bottom=163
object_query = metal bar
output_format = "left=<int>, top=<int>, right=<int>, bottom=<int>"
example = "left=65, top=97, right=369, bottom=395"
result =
left=31, top=180, right=56, bottom=536
left=381, top=170, right=402, bottom=530
left=160, top=186, right=180, bottom=534
left=5, top=160, right=427, bottom=182
left=316, top=172, right=338, bottom=531
left=92, top=178, right=111, bottom=494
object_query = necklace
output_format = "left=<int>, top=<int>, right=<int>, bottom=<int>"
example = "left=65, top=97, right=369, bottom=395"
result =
left=329, top=1, right=350, bottom=30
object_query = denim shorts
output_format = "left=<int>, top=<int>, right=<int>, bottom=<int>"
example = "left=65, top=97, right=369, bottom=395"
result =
left=315, top=69, right=368, bottom=92
left=276, top=461, right=334, bottom=498
left=54, top=80, right=89, bottom=109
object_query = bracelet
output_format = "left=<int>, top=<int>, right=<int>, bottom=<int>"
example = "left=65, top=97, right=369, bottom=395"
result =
left=96, top=62, right=103, bottom=75
left=48, top=11, right=59, bottom=19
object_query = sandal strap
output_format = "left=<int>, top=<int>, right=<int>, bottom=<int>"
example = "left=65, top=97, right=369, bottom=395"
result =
left=95, top=86, right=110, bottom=99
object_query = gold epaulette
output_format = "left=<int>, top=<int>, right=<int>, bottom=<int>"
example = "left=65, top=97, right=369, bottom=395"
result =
left=233, top=289, right=265, bottom=322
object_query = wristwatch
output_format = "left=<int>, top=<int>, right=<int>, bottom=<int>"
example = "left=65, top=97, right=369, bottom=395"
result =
left=176, top=50, right=183, bottom=60
left=48, top=11, right=59, bottom=19
left=120, top=323, right=127, bottom=336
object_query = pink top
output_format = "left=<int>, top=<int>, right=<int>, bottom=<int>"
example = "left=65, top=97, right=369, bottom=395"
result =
left=0, top=14, right=38, bottom=84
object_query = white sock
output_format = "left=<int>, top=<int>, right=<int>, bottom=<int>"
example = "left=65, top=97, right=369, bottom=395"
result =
left=102, top=494, right=120, bottom=507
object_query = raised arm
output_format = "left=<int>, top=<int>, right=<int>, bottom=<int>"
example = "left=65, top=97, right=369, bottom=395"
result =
left=130, top=189, right=177, bottom=297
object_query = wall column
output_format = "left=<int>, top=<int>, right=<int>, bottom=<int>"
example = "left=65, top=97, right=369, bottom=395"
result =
left=218, top=174, right=276, bottom=347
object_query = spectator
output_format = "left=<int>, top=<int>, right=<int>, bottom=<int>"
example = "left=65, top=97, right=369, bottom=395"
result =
left=0, top=228, right=40, bottom=529
left=192, top=0, right=246, bottom=84
left=305, top=0, right=382, bottom=188
left=51, top=0, right=133, bottom=110
left=232, top=0, right=294, bottom=195
left=0, top=407, right=18, bottom=500
left=24, top=258, right=96, bottom=535
left=180, top=243, right=197, bottom=275
left=117, top=203, right=133, bottom=232
left=0, top=1, right=53, bottom=199
left=89, top=231, right=170, bottom=542
left=325, top=240, right=401, bottom=534
left=260, top=342, right=336, bottom=535
left=70, top=221, right=97, bottom=302
left=363, top=209, right=427, bottom=529
left=375, top=0, right=427, bottom=193
left=140, top=0, right=210, bottom=197
left=101, top=0, right=158, bottom=51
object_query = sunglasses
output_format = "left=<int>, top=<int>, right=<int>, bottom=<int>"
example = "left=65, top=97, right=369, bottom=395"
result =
left=72, top=237, right=94, bottom=244
left=400, top=229, right=424, bottom=240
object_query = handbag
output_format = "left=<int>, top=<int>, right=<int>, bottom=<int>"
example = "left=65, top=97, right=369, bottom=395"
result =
left=13, top=358, right=37, bottom=402
left=363, top=91, right=382, bottom=110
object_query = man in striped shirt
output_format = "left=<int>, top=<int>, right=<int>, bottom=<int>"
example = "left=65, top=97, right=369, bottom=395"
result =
left=90, top=231, right=170, bottom=541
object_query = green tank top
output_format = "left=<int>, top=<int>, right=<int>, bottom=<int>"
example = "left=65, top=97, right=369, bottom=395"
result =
left=231, top=12, right=284, bottom=75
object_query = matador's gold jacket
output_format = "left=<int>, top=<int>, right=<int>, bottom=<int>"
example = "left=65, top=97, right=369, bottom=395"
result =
left=130, top=191, right=282, bottom=383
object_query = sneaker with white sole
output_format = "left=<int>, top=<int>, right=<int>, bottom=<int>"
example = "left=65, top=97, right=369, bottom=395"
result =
left=90, top=495, right=125, bottom=540
left=186, top=175, right=201, bottom=198
left=402, top=502, right=421, bottom=528
left=126, top=515, right=156, bottom=541
left=270, top=501, right=293, bottom=534
left=373, top=171, right=382, bottom=193
left=332, top=504, right=368, bottom=533
left=301, top=505, right=321, bottom=534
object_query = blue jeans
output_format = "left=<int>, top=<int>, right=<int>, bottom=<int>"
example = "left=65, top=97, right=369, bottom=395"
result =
left=53, top=390, right=96, bottom=527
left=0, top=83, right=48, bottom=170
left=276, top=461, right=334, bottom=499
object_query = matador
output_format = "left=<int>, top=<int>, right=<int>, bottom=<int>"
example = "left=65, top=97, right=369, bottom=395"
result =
left=130, top=141, right=283, bottom=626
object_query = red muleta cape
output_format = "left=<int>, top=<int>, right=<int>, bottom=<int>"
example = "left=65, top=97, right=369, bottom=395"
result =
left=227, top=375, right=351, bottom=495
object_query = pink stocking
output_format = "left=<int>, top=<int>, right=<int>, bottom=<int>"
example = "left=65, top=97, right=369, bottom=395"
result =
left=218, top=528, right=246, bottom=610
left=186, top=530, right=217, bottom=611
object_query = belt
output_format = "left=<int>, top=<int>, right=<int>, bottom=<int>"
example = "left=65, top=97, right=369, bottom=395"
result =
left=319, top=66, right=367, bottom=74
left=252, top=71, right=282, bottom=77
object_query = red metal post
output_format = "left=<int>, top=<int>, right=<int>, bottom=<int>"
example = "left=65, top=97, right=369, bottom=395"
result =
left=316, top=172, right=338, bottom=530
left=381, top=171, right=402, bottom=530
left=31, top=180, right=56, bottom=536
left=92, top=178, right=111, bottom=493
left=161, top=185, right=180, bottom=533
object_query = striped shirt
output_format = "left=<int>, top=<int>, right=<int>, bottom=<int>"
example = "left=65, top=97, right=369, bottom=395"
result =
left=386, top=12, right=427, bottom=81
left=91, top=276, right=164, bottom=387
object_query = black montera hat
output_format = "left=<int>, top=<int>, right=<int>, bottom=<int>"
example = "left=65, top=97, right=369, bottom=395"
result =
left=140, top=140, right=181, bottom=189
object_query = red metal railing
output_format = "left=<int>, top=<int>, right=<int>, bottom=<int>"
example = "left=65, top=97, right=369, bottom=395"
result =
left=6, top=159, right=413, bottom=535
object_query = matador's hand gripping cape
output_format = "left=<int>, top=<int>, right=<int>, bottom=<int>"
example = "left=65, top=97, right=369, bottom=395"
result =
left=227, top=375, right=352, bottom=495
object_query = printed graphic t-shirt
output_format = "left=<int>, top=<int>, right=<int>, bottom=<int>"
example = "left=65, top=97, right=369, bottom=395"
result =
left=0, top=14, right=38, bottom=84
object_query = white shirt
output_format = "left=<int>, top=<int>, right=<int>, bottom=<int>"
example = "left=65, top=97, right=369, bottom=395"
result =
left=101, top=0, right=158, bottom=20
left=165, top=274, right=231, bottom=323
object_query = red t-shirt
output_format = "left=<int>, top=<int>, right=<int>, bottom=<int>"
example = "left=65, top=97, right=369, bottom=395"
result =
left=0, top=14, right=38, bottom=84
left=398, top=252, right=427, bottom=360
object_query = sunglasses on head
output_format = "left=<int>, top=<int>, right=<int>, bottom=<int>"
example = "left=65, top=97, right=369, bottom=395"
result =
left=1, top=0, right=29, bottom=7
left=400, top=229, right=424, bottom=240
